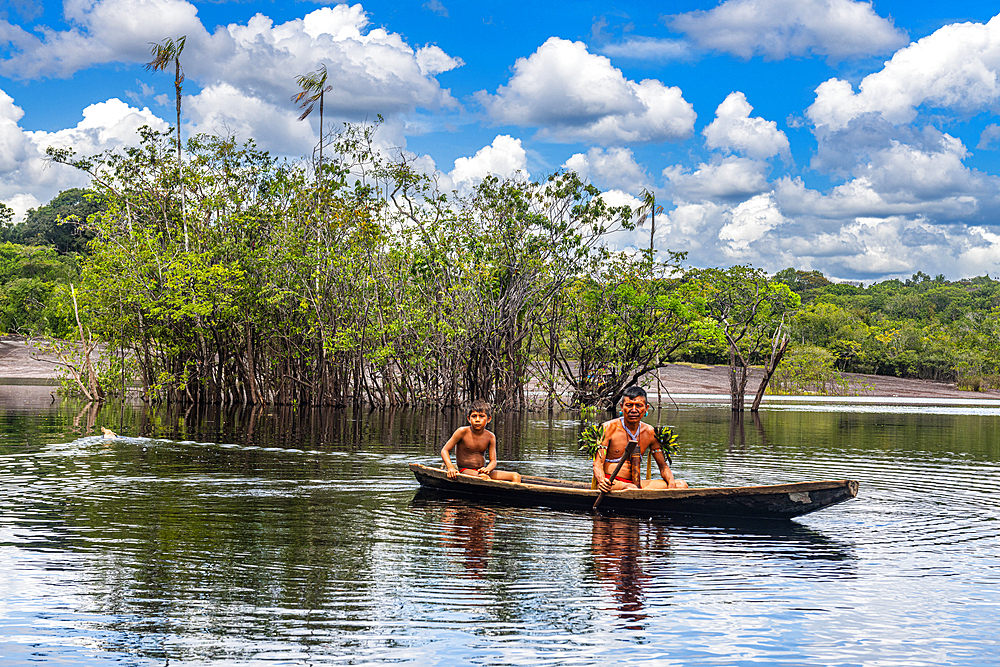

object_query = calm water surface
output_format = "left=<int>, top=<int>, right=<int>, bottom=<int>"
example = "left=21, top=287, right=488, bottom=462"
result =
left=0, top=395, right=998, bottom=666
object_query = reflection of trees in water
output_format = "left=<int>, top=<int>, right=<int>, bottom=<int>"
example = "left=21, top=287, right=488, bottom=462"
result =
left=591, top=517, right=667, bottom=629
left=104, top=403, right=461, bottom=452
left=440, top=504, right=496, bottom=579
left=728, top=411, right=771, bottom=451
left=487, top=411, right=523, bottom=462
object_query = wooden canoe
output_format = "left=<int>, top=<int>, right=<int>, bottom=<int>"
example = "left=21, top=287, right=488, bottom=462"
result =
left=409, top=463, right=859, bottom=520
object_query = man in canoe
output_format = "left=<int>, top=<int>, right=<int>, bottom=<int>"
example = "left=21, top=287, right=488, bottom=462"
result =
left=594, top=386, right=688, bottom=493
left=441, top=399, right=522, bottom=484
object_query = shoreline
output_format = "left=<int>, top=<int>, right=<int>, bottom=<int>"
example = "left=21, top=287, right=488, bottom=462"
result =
left=4, top=336, right=999, bottom=406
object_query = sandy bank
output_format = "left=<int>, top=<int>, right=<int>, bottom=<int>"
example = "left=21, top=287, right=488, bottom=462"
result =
left=3, top=335, right=998, bottom=403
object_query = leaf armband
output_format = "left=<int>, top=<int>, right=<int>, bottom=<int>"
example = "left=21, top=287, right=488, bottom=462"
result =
left=578, top=423, right=605, bottom=458
left=652, top=425, right=680, bottom=465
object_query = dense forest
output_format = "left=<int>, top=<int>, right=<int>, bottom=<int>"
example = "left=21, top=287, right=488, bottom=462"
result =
left=773, top=268, right=1000, bottom=391
left=1, top=123, right=998, bottom=409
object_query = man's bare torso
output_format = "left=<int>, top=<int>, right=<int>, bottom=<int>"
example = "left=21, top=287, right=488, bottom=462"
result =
left=601, top=418, right=653, bottom=481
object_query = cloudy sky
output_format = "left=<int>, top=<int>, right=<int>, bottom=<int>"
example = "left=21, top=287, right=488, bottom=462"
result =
left=2, top=0, right=999, bottom=281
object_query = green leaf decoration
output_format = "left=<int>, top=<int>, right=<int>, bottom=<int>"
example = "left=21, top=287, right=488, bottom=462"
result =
left=578, top=422, right=605, bottom=458
left=653, top=425, right=680, bottom=465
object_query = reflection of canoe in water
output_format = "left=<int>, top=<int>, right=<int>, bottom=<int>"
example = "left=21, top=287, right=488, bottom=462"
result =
left=409, top=463, right=859, bottom=520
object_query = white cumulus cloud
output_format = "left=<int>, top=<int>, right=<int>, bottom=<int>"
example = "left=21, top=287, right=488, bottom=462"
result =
left=703, top=92, right=790, bottom=159
left=448, top=135, right=528, bottom=194
left=664, top=156, right=772, bottom=203
left=213, top=5, right=461, bottom=117
left=718, top=193, right=786, bottom=255
left=804, top=128, right=994, bottom=220
left=477, top=37, right=695, bottom=145
left=186, top=83, right=317, bottom=156
left=562, top=147, right=648, bottom=194
left=807, top=15, right=1000, bottom=130
left=668, top=0, right=907, bottom=61
left=0, top=1, right=462, bottom=123
left=0, top=0, right=206, bottom=79
left=0, top=88, right=168, bottom=220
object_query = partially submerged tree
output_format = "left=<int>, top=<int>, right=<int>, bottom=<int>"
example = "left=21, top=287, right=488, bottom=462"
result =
left=45, top=120, right=803, bottom=410
left=695, top=265, right=800, bottom=411
left=551, top=250, right=711, bottom=411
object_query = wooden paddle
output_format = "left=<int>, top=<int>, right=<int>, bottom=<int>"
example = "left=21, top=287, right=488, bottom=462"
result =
left=592, top=438, right=639, bottom=511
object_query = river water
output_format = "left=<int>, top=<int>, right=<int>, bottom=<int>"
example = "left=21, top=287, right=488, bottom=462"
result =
left=0, top=394, right=998, bottom=666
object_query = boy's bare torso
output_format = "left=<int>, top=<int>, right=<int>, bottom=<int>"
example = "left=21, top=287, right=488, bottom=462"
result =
left=453, top=426, right=495, bottom=470
left=440, top=408, right=522, bottom=484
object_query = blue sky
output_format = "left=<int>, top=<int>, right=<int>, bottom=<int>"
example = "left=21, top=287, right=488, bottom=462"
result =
left=3, top=0, right=1000, bottom=281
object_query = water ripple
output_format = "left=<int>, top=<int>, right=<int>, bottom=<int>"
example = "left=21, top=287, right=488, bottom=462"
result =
left=0, top=406, right=998, bottom=665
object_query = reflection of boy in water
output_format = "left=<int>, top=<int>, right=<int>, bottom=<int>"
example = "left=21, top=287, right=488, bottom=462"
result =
left=594, top=386, right=688, bottom=492
left=441, top=400, right=522, bottom=483
left=441, top=505, right=496, bottom=578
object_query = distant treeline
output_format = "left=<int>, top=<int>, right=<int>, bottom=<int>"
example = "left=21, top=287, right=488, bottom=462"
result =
left=773, top=268, right=1000, bottom=390
left=1, top=124, right=998, bottom=407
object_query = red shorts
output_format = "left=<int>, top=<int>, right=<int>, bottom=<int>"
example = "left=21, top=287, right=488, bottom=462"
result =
left=606, top=474, right=634, bottom=484
left=460, top=468, right=481, bottom=475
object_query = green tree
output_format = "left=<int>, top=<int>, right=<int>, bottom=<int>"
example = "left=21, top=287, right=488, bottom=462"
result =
left=550, top=251, right=712, bottom=410
left=0, top=189, right=103, bottom=253
left=773, top=267, right=832, bottom=301
left=695, top=265, right=800, bottom=411
left=769, top=344, right=847, bottom=395
left=0, top=243, right=78, bottom=335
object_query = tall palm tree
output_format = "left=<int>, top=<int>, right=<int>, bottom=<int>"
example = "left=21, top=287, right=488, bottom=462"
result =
left=292, top=64, right=333, bottom=177
left=640, top=188, right=663, bottom=258
left=145, top=35, right=188, bottom=251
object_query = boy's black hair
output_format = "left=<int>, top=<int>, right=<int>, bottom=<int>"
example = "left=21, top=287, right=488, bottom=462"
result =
left=622, top=386, right=647, bottom=401
left=468, top=399, right=493, bottom=418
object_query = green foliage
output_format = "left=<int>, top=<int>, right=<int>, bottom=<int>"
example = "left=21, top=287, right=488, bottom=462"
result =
left=578, top=422, right=680, bottom=463
left=0, top=243, right=78, bottom=335
left=0, top=189, right=103, bottom=254
left=41, top=118, right=1000, bottom=407
left=652, top=425, right=680, bottom=464
left=549, top=251, right=711, bottom=408
left=779, top=270, right=1000, bottom=384
left=773, top=267, right=832, bottom=300
left=769, top=344, right=848, bottom=395
left=43, top=123, right=648, bottom=406
left=690, top=265, right=800, bottom=409
left=578, top=422, right=605, bottom=457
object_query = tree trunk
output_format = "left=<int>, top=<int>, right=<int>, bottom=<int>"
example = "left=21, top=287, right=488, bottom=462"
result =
left=175, top=56, right=187, bottom=252
left=751, top=333, right=790, bottom=412
left=724, top=329, right=750, bottom=412
left=728, top=347, right=750, bottom=411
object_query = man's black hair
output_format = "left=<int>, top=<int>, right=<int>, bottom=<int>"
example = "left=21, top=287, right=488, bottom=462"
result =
left=622, top=386, right=647, bottom=401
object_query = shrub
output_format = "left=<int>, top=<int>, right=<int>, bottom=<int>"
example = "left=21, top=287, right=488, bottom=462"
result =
left=769, top=344, right=848, bottom=395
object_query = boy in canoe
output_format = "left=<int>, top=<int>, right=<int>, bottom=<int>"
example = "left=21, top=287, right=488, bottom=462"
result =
left=441, top=400, right=522, bottom=484
left=594, top=386, right=688, bottom=493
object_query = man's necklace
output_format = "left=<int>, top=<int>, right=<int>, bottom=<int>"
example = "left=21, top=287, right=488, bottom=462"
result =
left=620, top=417, right=640, bottom=443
